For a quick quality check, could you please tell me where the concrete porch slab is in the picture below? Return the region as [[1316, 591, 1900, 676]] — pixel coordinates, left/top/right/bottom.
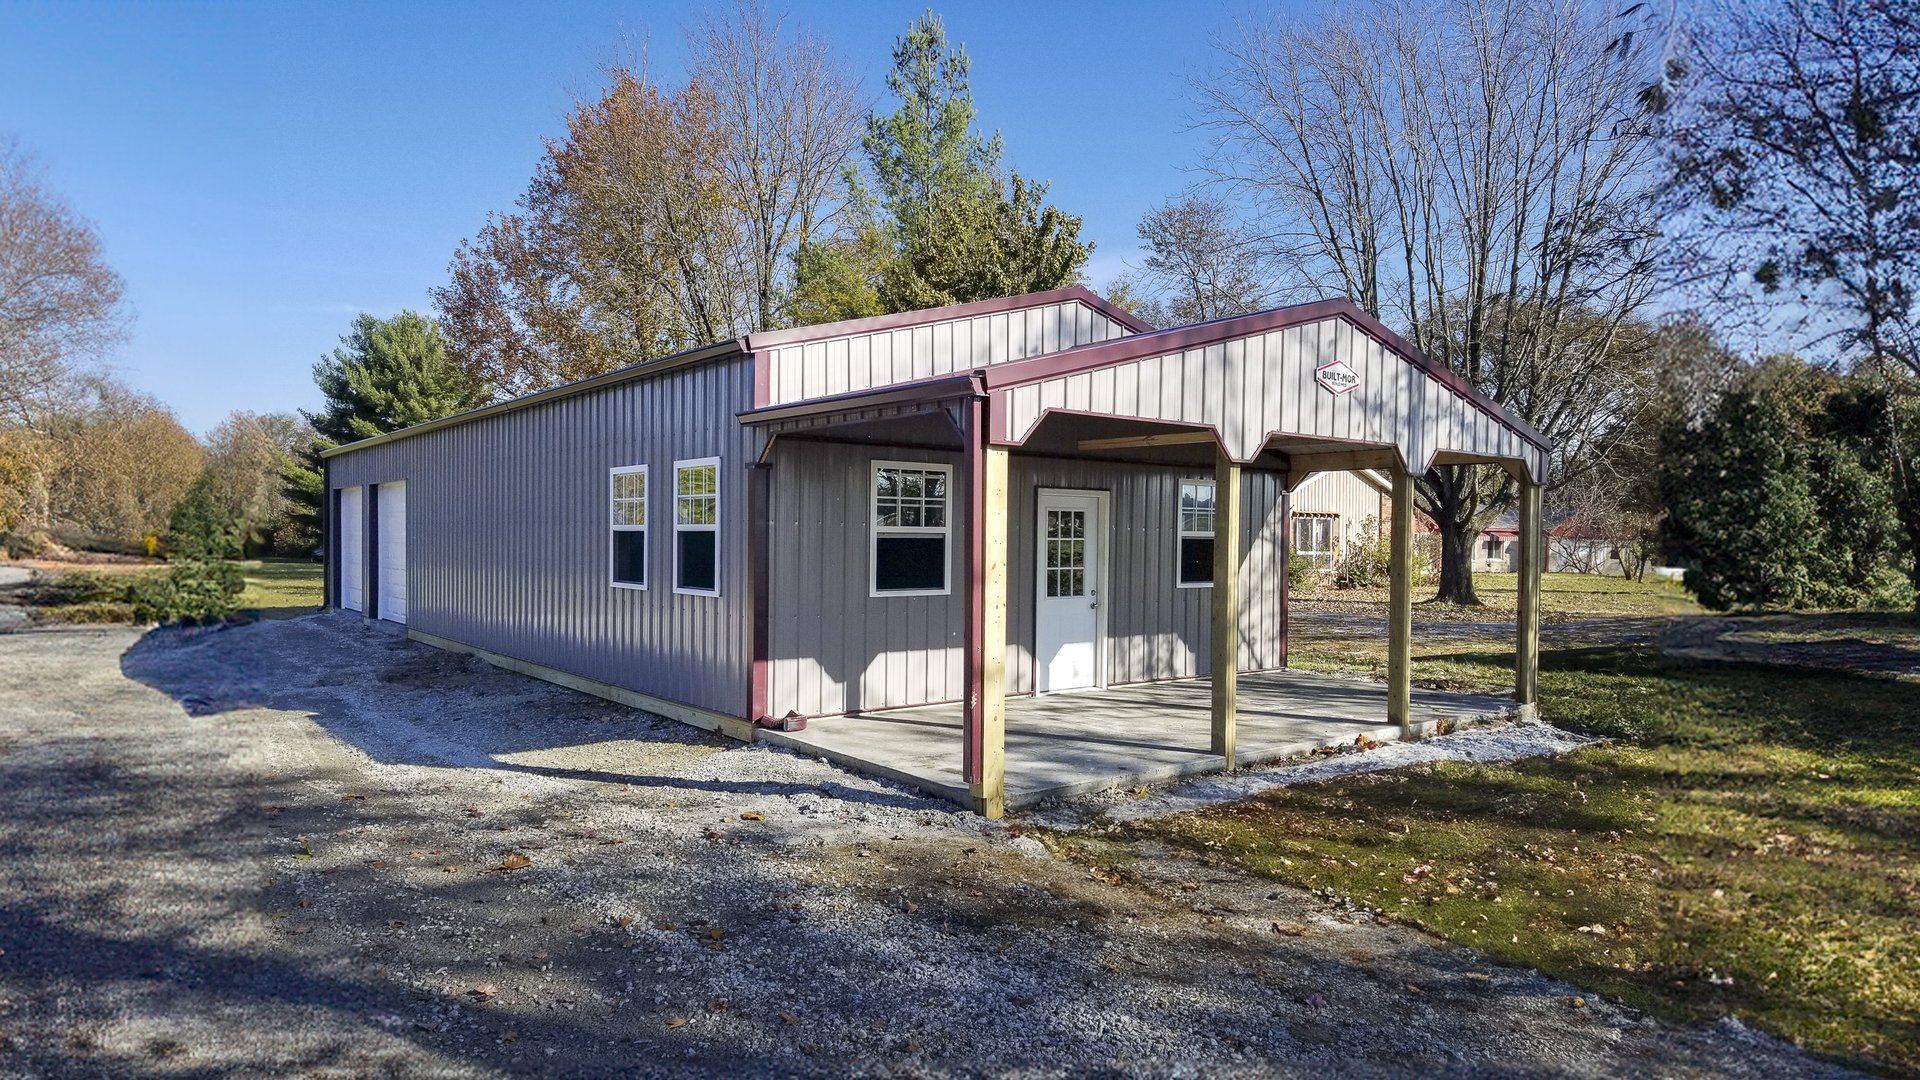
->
[[757, 669, 1518, 811]]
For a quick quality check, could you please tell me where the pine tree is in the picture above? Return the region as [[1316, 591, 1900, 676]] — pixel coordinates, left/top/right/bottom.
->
[[282, 311, 488, 552]]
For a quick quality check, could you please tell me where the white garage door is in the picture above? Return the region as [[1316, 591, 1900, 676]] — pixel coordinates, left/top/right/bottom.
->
[[338, 486, 364, 613], [377, 481, 407, 625]]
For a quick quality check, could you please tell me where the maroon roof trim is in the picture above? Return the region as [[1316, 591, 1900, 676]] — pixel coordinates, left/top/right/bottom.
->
[[739, 286, 1153, 352], [978, 298, 1550, 452]]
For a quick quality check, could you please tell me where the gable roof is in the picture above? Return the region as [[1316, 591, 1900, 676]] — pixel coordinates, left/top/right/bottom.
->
[[977, 297, 1547, 452]]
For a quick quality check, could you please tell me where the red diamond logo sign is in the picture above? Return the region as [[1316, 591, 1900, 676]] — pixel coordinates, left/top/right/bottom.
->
[[1315, 359, 1361, 395]]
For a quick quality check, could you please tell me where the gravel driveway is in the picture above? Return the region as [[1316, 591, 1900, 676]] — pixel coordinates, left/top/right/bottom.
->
[[0, 614, 1854, 1078]]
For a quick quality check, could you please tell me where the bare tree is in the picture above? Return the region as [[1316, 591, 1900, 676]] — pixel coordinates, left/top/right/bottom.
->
[[1115, 194, 1277, 327], [688, 0, 865, 331], [0, 138, 127, 430], [1194, 0, 1665, 603]]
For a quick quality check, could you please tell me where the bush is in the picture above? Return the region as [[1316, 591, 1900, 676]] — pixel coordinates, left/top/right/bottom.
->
[[1287, 552, 1315, 592], [29, 570, 145, 606], [165, 474, 243, 561], [1333, 516, 1438, 590], [36, 601, 138, 624], [127, 560, 246, 624]]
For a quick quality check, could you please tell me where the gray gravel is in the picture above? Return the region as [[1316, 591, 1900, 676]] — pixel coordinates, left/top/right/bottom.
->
[[0, 613, 1861, 1078]]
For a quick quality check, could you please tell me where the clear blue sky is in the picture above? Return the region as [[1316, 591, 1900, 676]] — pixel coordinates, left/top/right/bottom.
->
[[0, 0, 1281, 435]]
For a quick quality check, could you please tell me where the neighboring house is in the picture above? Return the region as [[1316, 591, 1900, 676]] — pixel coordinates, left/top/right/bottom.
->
[[1287, 470, 1389, 571], [322, 287, 1550, 815]]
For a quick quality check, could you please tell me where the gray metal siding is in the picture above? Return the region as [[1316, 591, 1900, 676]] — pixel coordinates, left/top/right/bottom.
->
[[328, 356, 760, 718], [765, 300, 1133, 406], [765, 444, 1290, 718], [1001, 318, 1549, 479]]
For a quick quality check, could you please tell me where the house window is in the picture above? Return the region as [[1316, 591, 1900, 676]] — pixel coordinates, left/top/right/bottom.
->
[[871, 461, 951, 595], [674, 458, 720, 595], [1484, 536, 1504, 561], [1177, 480, 1215, 587], [1294, 514, 1336, 568], [609, 465, 647, 589]]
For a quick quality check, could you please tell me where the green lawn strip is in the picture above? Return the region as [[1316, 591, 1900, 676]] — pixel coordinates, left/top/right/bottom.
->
[[236, 558, 323, 616], [1099, 650, 1920, 1074], [1295, 572, 1705, 620]]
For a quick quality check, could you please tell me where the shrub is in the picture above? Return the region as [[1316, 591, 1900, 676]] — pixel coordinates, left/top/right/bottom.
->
[[1334, 516, 1438, 590], [1287, 552, 1315, 592], [36, 601, 138, 624], [127, 560, 246, 624], [165, 474, 243, 561]]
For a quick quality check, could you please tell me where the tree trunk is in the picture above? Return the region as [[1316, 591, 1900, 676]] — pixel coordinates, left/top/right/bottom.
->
[[1434, 516, 1482, 605], [1421, 464, 1484, 605]]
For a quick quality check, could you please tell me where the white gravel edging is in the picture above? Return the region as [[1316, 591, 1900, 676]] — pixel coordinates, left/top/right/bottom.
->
[[1043, 721, 1600, 827]]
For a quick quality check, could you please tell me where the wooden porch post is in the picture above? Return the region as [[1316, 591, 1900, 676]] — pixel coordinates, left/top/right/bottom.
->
[[1388, 465, 1414, 737], [963, 392, 1008, 819], [1516, 476, 1542, 718], [1211, 447, 1241, 766]]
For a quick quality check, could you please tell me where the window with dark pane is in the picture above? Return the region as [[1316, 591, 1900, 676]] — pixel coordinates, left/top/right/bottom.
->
[[674, 459, 720, 594], [1178, 479, 1216, 586], [872, 462, 951, 594], [610, 465, 647, 587]]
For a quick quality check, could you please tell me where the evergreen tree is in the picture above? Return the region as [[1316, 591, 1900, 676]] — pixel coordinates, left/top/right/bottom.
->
[[283, 311, 487, 553], [1662, 358, 1910, 610], [308, 311, 486, 444], [793, 11, 1092, 320], [165, 472, 242, 561]]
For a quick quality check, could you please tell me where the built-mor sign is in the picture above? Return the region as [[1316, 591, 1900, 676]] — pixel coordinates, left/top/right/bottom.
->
[[1315, 359, 1361, 395]]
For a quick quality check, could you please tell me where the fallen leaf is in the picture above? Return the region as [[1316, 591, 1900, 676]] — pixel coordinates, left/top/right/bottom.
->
[[666, 1016, 688, 1029], [295, 895, 312, 909], [617, 915, 634, 928], [469, 983, 497, 1002], [341, 793, 367, 801], [488, 853, 532, 872], [291, 839, 314, 861], [444, 866, 460, 874], [370, 860, 389, 870], [1270, 921, 1310, 936], [740, 810, 765, 822], [778, 1011, 798, 1025]]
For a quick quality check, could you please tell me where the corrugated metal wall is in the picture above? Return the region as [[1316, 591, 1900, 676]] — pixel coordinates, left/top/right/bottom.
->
[[765, 442, 1289, 718], [999, 316, 1548, 479], [328, 357, 760, 718], [764, 299, 1134, 405]]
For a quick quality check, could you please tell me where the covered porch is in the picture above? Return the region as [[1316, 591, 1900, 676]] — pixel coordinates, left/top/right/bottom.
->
[[759, 668, 1518, 810], [741, 300, 1551, 817]]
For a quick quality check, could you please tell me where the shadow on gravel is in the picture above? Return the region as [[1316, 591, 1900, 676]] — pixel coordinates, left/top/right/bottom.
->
[[113, 615, 933, 811]]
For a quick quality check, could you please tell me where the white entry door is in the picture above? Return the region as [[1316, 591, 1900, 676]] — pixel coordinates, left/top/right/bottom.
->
[[1034, 489, 1106, 692], [377, 482, 407, 624], [338, 486, 364, 613]]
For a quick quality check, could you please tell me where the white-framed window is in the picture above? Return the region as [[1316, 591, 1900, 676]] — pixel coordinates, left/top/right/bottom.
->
[[1177, 479, 1215, 588], [1294, 514, 1337, 568], [871, 460, 952, 596], [673, 457, 720, 596], [609, 465, 648, 589], [1483, 535, 1505, 561]]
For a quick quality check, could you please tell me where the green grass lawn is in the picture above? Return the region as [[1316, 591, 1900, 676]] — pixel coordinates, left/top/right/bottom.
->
[[237, 558, 323, 617], [1091, 642, 1920, 1074], [1294, 571, 1706, 620]]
